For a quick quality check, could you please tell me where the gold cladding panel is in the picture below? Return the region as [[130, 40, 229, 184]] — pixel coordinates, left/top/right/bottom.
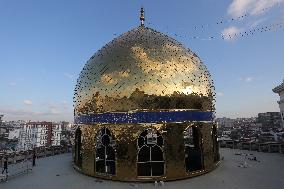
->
[[76, 122, 219, 181], [73, 26, 219, 181], [74, 26, 215, 115]]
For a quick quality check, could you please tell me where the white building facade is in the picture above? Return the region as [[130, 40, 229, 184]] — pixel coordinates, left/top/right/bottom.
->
[[17, 122, 63, 151], [18, 123, 48, 150], [52, 123, 62, 146], [8, 129, 20, 140], [273, 80, 284, 128]]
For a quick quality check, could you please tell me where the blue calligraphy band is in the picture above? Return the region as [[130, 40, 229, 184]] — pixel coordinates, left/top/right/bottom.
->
[[75, 110, 213, 124]]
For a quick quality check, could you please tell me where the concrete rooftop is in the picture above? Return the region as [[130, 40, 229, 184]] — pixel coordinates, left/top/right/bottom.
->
[[1, 148, 284, 189]]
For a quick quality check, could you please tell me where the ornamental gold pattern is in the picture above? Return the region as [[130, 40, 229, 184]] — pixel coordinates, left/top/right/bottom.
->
[[73, 25, 220, 181]]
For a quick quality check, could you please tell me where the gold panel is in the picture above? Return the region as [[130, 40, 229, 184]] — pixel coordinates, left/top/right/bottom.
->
[[74, 26, 215, 115], [73, 26, 219, 181], [73, 122, 219, 181]]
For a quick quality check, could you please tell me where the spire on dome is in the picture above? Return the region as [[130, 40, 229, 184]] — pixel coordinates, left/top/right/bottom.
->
[[140, 7, 145, 27]]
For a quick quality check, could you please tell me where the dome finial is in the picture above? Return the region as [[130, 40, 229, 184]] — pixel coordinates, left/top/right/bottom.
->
[[140, 7, 145, 27]]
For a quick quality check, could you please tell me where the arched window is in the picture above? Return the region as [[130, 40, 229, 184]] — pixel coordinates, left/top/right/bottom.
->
[[184, 125, 203, 172], [95, 128, 116, 175], [137, 128, 164, 176], [75, 127, 82, 167], [212, 124, 219, 162]]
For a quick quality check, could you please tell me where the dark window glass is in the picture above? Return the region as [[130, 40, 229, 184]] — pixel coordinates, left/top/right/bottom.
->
[[106, 161, 116, 175], [96, 160, 105, 173], [137, 128, 164, 176], [137, 162, 151, 176], [184, 126, 203, 172], [96, 146, 105, 160], [151, 146, 163, 161], [138, 136, 145, 148], [102, 135, 110, 146], [95, 128, 116, 175], [151, 162, 164, 176], [212, 124, 220, 162], [157, 135, 163, 146], [75, 128, 82, 167], [138, 146, 150, 162], [106, 146, 115, 160]]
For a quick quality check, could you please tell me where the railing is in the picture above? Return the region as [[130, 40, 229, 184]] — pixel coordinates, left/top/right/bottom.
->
[[0, 158, 32, 182], [0, 145, 72, 161], [0, 145, 72, 182], [219, 140, 284, 154]]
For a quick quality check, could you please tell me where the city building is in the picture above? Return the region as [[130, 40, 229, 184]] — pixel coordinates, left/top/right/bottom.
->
[[17, 122, 64, 151], [216, 117, 234, 128], [18, 122, 51, 150], [0, 116, 71, 152], [273, 79, 284, 128], [51, 123, 62, 146], [8, 129, 20, 140], [257, 112, 282, 129], [73, 8, 219, 181], [0, 115, 3, 124]]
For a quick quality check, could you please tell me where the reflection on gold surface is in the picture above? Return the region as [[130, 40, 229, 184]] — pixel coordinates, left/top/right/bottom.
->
[[77, 88, 213, 114], [73, 25, 219, 181], [74, 26, 215, 115]]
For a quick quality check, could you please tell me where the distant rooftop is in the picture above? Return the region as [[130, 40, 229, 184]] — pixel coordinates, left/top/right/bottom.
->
[[273, 80, 284, 94], [1, 149, 284, 189]]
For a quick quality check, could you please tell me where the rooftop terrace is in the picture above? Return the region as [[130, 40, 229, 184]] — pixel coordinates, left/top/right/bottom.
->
[[1, 148, 284, 189]]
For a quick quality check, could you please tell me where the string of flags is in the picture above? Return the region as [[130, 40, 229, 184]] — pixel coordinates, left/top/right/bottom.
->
[[192, 1, 283, 30], [145, 18, 284, 41], [113, 2, 284, 41], [166, 20, 284, 41], [146, 1, 282, 31], [221, 21, 284, 40]]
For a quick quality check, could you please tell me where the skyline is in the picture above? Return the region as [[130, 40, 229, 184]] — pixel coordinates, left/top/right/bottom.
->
[[0, 0, 284, 122]]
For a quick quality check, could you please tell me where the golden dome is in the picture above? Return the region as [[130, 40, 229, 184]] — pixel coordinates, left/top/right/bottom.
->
[[73, 23, 219, 181], [74, 26, 215, 115]]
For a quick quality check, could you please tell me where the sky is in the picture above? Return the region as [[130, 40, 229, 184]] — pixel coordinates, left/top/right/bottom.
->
[[0, 0, 284, 122]]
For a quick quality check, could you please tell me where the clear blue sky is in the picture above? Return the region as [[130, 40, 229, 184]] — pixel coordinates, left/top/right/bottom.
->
[[0, 0, 283, 122]]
